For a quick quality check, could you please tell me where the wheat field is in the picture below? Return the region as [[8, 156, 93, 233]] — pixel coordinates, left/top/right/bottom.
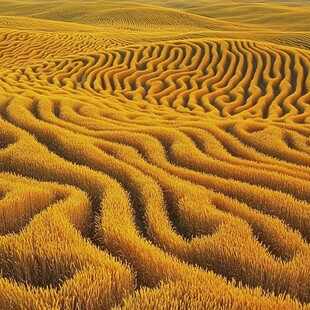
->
[[0, 0, 310, 309]]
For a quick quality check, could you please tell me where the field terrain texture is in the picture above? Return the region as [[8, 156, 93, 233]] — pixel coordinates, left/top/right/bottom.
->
[[0, 0, 310, 309]]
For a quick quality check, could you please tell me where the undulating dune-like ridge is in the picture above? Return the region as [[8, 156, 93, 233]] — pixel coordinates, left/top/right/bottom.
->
[[0, 0, 310, 309]]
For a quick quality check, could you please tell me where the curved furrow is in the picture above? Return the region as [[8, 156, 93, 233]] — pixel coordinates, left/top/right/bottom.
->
[[8, 96, 310, 245], [25, 94, 310, 182], [189, 121, 310, 173], [0, 176, 133, 309], [2, 38, 309, 122], [180, 126, 310, 181], [228, 122, 310, 167], [220, 40, 254, 116], [36, 97, 309, 182], [83, 129, 310, 257], [0, 29, 125, 68], [1, 96, 310, 302], [3, 97, 308, 308]]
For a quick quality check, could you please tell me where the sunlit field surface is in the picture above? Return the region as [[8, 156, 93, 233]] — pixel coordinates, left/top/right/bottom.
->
[[0, 0, 310, 309]]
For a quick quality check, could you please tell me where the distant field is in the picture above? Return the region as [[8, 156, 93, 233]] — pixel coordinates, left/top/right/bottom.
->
[[0, 0, 309, 309]]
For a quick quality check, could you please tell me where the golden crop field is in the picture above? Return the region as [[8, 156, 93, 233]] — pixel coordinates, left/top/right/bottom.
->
[[0, 0, 309, 309]]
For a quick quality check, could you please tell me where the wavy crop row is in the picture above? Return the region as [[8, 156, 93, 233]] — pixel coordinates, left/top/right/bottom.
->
[[1, 39, 309, 122]]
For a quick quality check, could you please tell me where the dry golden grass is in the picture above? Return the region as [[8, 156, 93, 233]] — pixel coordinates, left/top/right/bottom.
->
[[0, 0, 310, 309]]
